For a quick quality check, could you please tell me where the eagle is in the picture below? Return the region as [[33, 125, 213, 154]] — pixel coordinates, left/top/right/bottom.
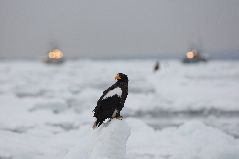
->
[[92, 73, 128, 128]]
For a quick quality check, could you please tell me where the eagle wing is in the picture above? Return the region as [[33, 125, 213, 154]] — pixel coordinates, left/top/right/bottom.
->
[[93, 85, 122, 119]]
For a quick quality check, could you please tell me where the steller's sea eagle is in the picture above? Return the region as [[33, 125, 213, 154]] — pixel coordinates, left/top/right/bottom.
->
[[92, 73, 128, 128]]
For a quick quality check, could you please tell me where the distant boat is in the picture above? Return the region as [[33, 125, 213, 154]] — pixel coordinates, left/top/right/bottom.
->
[[182, 49, 207, 63], [45, 49, 64, 64]]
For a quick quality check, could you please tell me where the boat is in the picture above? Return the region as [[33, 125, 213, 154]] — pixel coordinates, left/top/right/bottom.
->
[[182, 49, 207, 63], [45, 49, 64, 64]]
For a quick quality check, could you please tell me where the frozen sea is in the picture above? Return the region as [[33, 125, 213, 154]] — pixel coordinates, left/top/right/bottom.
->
[[0, 59, 239, 159]]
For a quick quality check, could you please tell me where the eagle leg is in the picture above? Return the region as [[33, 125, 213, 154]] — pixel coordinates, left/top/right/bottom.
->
[[113, 116, 123, 120]]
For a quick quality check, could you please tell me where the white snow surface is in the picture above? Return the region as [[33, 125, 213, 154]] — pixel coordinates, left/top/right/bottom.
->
[[65, 119, 130, 159], [0, 59, 239, 159], [103, 87, 122, 100]]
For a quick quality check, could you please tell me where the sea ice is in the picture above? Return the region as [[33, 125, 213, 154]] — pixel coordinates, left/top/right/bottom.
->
[[64, 119, 130, 159]]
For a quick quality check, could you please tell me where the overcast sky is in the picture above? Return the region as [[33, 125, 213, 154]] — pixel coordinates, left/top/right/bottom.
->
[[0, 0, 239, 59]]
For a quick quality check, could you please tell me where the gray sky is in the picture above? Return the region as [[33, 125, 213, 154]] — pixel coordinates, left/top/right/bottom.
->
[[0, 0, 239, 59]]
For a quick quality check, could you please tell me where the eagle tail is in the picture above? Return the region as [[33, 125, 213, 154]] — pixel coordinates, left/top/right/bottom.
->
[[92, 119, 104, 129], [92, 121, 97, 129]]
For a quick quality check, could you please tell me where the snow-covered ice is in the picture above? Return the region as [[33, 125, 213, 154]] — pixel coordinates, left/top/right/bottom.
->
[[127, 119, 239, 159], [0, 59, 239, 159], [64, 119, 130, 159]]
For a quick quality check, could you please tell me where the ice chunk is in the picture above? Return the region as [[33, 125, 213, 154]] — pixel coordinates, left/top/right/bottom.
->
[[65, 119, 131, 159], [89, 119, 131, 159]]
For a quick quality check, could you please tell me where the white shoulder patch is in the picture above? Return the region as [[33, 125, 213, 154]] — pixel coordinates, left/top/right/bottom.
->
[[103, 87, 122, 100]]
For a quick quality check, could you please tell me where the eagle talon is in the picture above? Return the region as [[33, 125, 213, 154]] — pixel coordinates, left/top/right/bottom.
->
[[113, 116, 123, 120]]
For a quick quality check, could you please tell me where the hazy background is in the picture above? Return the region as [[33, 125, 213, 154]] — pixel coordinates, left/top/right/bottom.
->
[[1, 1, 239, 158], [0, 0, 239, 59]]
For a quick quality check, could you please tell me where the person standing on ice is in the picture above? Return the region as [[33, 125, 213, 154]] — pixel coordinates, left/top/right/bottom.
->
[[92, 73, 128, 128]]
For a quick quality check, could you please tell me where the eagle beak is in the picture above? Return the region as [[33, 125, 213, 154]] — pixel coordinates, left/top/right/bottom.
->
[[115, 74, 121, 80]]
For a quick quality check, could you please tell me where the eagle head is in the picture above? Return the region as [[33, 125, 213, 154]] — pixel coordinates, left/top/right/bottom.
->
[[115, 73, 128, 82]]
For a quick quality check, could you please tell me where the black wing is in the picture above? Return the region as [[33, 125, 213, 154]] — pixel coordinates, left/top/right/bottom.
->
[[94, 95, 121, 119], [93, 83, 118, 117]]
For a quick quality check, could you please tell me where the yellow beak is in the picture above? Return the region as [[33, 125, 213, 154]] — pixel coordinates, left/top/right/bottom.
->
[[115, 74, 121, 80]]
